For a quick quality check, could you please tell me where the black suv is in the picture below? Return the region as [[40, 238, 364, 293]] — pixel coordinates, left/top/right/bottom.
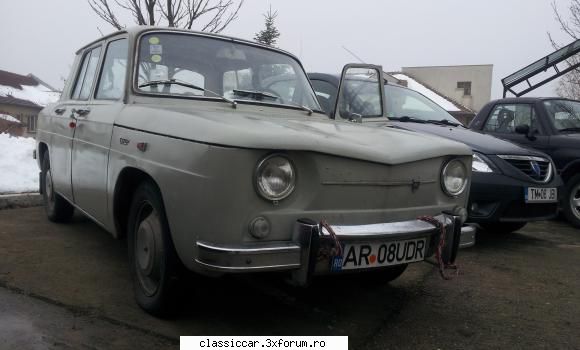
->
[[470, 98, 580, 228], [308, 73, 563, 233]]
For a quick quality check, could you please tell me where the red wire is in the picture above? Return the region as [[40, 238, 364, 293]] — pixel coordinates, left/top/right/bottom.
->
[[418, 216, 458, 280]]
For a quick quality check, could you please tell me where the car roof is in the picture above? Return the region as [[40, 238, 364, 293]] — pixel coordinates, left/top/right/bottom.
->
[[486, 96, 580, 105], [76, 26, 300, 61]]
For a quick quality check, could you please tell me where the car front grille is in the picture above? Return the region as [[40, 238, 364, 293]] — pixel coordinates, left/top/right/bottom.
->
[[498, 155, 552, 182]]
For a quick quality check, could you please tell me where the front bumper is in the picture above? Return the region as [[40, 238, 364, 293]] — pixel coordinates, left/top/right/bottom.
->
[[468, 173, 561, 223], [195, 213, 466, 285]]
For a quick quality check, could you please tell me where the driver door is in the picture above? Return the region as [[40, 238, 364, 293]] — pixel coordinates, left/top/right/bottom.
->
[[70, 37, 128, 225], [482, 103, 550, 153]]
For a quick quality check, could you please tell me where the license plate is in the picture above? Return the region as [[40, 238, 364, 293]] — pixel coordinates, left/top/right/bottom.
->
[[337, 238, 427, 271], [525, 187, 558, 203]]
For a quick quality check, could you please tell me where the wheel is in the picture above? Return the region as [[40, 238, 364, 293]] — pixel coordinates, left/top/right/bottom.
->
[[563, 174, 580, 228], [41, 152, 74, 222], [127, 181, 182, 316], [480, 222, 526, 234]]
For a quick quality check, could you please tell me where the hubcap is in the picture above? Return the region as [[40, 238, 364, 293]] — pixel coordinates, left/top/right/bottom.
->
[[134, 203, 163, 297], [571, 184, 580, 220]]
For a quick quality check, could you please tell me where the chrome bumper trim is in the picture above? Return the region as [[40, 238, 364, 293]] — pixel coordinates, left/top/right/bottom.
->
[[320, 214, 449, 240], [196, 241, 301, 272], [459, 224, 477, 249], [195, 214, 459, 278]]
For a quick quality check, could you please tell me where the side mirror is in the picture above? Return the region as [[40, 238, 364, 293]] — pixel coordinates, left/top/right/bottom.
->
[[515, 124, 530, 135], [515, 124, 538, 140], [333, 64, 386, 121]]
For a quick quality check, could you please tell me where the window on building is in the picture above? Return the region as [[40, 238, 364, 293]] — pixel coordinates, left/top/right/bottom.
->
[[457, 81, 472, 96], [27, 115, 36, 131]]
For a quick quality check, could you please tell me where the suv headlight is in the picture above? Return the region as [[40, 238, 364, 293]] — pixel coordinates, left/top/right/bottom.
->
[[441, 159, 468, 196], [255, 154, 296, 201], [472, 153, 494, 173]]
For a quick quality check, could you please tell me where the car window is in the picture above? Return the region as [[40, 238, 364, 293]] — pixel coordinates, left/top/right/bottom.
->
[[139, 63, 206, 96], [338, 75, 382, 118], [311, 80, 337, 114], [543, 100, 580, 131], [483, 104, 538, 134], [96, 39, 128, 100], [136, 33, 320, 111], [72, 46, 102, 100], [383, 84, 461, 123]]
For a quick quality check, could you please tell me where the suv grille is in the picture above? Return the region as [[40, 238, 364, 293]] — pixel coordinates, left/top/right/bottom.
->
[[498, 155, 552, 182]]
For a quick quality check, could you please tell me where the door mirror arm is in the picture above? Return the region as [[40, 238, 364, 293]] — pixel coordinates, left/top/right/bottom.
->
[[515, 124, 538, 141]]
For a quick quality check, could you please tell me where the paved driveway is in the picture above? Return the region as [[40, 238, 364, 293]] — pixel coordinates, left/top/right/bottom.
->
[[0, 207, 579, 349]]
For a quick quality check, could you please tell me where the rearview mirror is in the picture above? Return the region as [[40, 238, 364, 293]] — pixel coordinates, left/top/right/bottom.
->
[[333, 64, 385, 121]]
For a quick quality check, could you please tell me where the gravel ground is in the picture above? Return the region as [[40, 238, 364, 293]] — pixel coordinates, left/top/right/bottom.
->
[[0, 207, 578, 349]]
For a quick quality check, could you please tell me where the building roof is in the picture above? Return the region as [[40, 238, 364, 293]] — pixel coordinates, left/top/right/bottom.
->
[[0, 69, 60, 108], [0, 113, 21, 124], [389, 72, 474, 115]]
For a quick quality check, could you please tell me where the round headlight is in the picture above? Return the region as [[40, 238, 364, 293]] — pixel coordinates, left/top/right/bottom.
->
[[256, 155, 296, 201], [441, 159, 468, 196]]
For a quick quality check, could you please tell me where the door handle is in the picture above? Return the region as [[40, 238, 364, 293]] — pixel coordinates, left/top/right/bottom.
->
[[72, 108, 91, 117], [54, 107, 66, 115]]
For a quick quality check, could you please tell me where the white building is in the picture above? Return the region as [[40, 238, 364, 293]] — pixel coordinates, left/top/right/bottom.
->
[[401, 64, 493, 113]]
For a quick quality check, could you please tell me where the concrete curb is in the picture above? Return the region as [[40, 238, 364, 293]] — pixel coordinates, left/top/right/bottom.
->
[[0, 193, 43, 210]]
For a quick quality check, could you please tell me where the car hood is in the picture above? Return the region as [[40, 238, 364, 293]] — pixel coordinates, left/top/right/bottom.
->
[[381, 121, 547, 156], [115, 103, 472, 165]]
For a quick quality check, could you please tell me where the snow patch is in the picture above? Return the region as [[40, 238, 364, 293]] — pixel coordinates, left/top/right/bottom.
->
[[0, 114, 20, 124], [392, 74, 460, 112], [0, 84, 60, 107], [0, 133, 38, 194]]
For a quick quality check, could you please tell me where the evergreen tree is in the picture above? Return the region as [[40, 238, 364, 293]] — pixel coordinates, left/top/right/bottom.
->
[[254, 6, 280, 47]]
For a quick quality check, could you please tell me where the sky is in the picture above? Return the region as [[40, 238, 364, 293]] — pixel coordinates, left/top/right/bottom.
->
[[0, 0, 576, 99]]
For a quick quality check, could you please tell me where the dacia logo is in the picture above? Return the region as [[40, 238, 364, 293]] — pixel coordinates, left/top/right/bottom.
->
[[530, 161, 541, 177]]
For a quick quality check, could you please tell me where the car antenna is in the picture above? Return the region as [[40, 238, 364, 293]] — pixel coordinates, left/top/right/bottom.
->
[[341, 45, 366, 63]]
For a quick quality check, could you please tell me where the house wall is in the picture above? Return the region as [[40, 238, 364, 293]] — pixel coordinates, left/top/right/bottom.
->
[[0, 104, 41, 137], [402, 65, 493, 112]]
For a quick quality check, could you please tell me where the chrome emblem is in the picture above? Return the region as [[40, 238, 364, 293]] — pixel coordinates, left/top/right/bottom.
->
[[530, 161, 541, 177]]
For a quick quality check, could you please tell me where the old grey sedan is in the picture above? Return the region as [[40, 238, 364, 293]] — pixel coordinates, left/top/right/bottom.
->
[[36, 26, 472, 316]]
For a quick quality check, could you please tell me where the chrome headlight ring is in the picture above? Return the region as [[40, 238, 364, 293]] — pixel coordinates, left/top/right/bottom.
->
[[441, 158, 468, 197], [255, 154, 296, 202]]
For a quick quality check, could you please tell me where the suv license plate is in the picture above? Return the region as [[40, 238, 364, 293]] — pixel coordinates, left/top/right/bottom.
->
[[525, 187, 557, 203], [338, 238, 427, 271]]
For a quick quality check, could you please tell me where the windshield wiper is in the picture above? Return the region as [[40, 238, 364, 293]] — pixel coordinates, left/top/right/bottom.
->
[[389, 116, 427, 123], [232, 89, 279, 101], [232, 89, 314, 115], [559, 127, 580, 132], [427, 119, 462, 127], [138, 79, 237, 109]]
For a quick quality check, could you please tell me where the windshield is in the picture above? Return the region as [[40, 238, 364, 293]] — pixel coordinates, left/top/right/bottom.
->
[[384, 84, 461, 124], [136, 32, 321, 111], [543, 99, 580, 132]]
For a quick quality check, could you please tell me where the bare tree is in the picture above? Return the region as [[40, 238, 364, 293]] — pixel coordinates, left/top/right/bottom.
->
[[549, 0, 580, 99], [87, 0, 244, 33]]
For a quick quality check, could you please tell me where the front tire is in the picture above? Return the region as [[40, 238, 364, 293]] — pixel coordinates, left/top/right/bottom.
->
[[127, 181, 182, 317], [41, 152, 74, 222], [563, 174, 580, 228], [481, 222, 526, 234]]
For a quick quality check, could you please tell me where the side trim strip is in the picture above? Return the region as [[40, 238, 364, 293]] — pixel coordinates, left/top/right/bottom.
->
[[113, 123, 247, 149]]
